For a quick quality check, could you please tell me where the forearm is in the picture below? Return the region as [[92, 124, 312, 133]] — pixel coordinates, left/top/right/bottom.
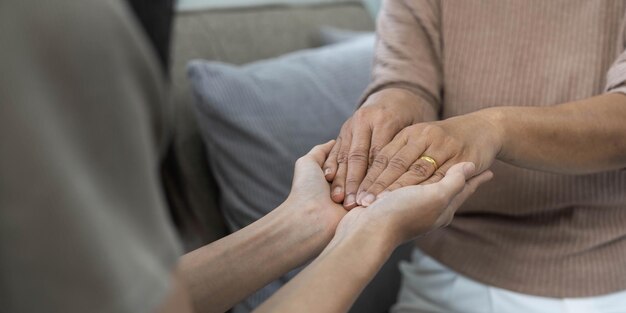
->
[[179, 201, 333, 313], [481, 93, 626, 173], [254, 227, 394, 313]]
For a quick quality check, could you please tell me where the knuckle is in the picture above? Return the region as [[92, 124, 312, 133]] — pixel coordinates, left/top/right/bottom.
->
[[445, 137, 463, 150], [346, 178, 362, 185], [348, 151, 369, 163], [337, 151, 349, 164], [360, 176, 375, 186], [372, 113, 391, 124], [422, 124, 443, 135], [392, 180, 406, 188], [388, 158, 409, 171], [353, 109, 369, 120], [335, 137, 344, 147], [409, 163, 431, 177], [369, 145, 383, 156], [372, 180, 390, 190], [371, 154, 390, 169]]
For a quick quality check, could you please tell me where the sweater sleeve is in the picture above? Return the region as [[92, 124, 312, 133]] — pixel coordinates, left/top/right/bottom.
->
[[360, 0, 443, 112]]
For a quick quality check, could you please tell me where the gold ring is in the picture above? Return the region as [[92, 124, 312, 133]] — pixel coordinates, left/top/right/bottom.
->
[[419, 155, 438, 170]]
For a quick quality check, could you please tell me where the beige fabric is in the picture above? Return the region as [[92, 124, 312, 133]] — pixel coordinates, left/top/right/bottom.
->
[[0, 0, 182, 312], [364, 0, 626, 297]]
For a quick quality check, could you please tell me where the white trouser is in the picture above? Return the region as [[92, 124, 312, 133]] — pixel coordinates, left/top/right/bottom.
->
[[392, 249, 626, 313]]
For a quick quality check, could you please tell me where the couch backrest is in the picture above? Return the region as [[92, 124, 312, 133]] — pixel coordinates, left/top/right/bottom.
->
[[165, 1, 375, 251]]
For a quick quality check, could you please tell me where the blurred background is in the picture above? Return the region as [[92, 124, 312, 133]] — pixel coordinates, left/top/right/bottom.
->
[[177, 0, 381, 16]]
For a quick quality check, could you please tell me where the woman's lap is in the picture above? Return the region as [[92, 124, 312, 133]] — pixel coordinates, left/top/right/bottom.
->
[[392, 249, 626, 313]]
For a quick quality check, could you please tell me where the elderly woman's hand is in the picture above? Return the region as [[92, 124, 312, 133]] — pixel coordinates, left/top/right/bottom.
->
[[323, 88, 436, 210], [356, 112, 503, 206]]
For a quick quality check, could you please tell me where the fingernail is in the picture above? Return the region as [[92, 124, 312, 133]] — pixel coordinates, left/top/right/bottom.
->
[[377, 190, 390, 200], [333, 186, 342, 196], [345, 194, 356, 206], [324, 168, 332, 176], [361, 193, 375, 206], [355, 192, 362, 204]]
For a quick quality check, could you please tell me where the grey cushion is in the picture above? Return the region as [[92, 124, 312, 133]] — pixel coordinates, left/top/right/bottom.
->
[[177, 0, 363, 11], [319, 26, 373, 45], [190, 35, 375, 230], [189, 35, 374, 311]]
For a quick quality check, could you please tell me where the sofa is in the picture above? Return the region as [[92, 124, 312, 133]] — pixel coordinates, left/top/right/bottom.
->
[[163, 2, 412, 312]]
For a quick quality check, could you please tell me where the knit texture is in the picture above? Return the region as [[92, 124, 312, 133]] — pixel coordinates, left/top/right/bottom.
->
[[365, 0, 626, 297]]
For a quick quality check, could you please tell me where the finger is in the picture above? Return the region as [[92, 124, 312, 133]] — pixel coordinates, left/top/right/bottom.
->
[[331, 133, 352, 203], [466, 169, 494, 191], [344, 125, 372, 208], [435, 169, 493, 227], [307, 140, 336, 167], [368, 125, 398, 167], [356, 137, 406, 204], [382, 146, 445, 194], [415, 146, 456, 185], [358, 124, 400, 204], [363, 144, 424, 202], [436, 162, 476, 198], [449, 169, 494, 210], [323, 136, 342, 181], [420, 161, 453, 185]]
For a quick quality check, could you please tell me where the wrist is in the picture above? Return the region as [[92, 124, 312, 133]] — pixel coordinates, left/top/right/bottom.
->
[[365, 88, 438, 123], [331, 209, 400, 257], [326, 219, 396, 267], [277, 198, 339, 253], [472, 107, 507, 159]]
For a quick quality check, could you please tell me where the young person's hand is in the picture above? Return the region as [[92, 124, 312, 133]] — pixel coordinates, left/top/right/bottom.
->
[[255, 162, 490, 313], [334, 162, 493, 248], [284, 140, 348, 236], [323, 88, 437, 210]]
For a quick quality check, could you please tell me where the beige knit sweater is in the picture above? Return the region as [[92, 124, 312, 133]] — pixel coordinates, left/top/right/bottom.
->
[[364, 0, 626, 297]]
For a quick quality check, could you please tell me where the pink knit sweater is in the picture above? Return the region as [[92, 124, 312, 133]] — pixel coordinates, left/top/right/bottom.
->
[[364, 0, 626, 297]]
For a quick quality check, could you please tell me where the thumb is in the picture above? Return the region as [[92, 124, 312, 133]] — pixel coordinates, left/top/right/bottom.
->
[[305, 140, 336, 166], [436, 162, 475, 199]]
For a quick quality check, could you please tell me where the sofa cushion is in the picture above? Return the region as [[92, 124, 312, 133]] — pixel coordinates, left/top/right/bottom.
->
[[190, 35, 374, 230], [177, 0, 382, 17], [178, 0, 361, 11], [319, 26, 372, 45]]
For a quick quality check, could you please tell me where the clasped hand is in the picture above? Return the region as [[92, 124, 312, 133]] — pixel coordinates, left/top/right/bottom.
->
[[289, 140, 492, 248], [323, 90, 502, 210]]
